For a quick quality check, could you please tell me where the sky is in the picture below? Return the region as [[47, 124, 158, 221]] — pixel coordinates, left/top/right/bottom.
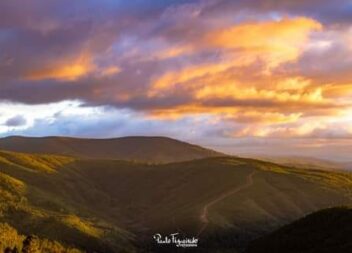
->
[[0, 0, 352, 161]]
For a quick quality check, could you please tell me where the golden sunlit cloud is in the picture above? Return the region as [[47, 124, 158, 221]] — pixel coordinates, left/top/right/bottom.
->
[[195, 80, 325, 104], [26, 54, 93, 81], [27, 64, 90, 81], [154, 45, 193, 60], [276, 77, 311, 91], [149, 61, 236, 94], [148, 104, 302, 124], [229, 110, 352, 139], [150, 17, 323, 101], [142, 14, 352, 138], [207, 17, 322, 69], [229, 121, 321, 138], [227, 111, 302, 124], [323, 84, 352, 98], [99, 66, 121, 77]]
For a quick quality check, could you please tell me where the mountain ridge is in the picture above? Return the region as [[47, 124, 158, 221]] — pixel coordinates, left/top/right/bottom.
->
[[0, 135, 224, 163]]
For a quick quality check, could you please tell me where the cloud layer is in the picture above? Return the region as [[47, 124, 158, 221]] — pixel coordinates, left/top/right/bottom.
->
[[0, 0, 351, 160]]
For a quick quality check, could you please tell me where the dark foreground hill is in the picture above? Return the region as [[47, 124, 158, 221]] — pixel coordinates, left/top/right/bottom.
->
[[1, 150, 352, 252], [246, 207, 352, 253], [0, 136, 222, 163]]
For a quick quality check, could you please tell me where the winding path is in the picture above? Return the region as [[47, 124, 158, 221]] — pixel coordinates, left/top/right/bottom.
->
[[197, 170, 256, 236]]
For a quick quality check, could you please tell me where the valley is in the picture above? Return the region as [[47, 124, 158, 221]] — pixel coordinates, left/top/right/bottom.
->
[[1, 137, 351, 252]]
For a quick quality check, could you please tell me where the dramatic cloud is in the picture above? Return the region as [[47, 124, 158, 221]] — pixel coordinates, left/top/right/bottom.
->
[[0, 0, 351, 160], [207, 17, 321, 68]]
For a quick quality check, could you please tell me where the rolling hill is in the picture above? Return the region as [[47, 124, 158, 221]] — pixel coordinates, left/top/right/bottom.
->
[[1, 148, 352, 252], [246, 206, 352, 253], [0, 136, 223, 163], [0, 150, 136, 253]]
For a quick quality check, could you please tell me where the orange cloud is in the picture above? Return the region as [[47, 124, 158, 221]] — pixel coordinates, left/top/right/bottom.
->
[[150, 62, 230, 95], [323, 84, 352, 98], [26, 54, 93, 81], [148, 104, 303, 124], [230, 111, 352, 139], [99, 66, 121, 77], [276, 77, 311, 91], [147, 104, 240, 120], [154, 45, 193, 60], [149, 17, 322, 100], [229, 121, 321, 138], [147, 62, 339, 127], [195, 81, 324, 104], [207, 17, 322, 69], [227, 111, 302, 124]]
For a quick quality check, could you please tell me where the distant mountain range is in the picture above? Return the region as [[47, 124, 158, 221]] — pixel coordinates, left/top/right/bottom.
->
[[1, 136, 352, 252], [343, 162, 352, 170], [244, 155, 352, 171], [0, 136, 223, 163]]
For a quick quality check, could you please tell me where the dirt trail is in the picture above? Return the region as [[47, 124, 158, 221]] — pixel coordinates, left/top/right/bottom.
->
[[197, 170, 256, 236]]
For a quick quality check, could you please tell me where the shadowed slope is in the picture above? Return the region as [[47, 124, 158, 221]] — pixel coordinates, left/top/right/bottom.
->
[[246, 207, 352, 253], [0, 136, 223, 163], [198, 170, 256, 236], [66, 157, 352, 251]]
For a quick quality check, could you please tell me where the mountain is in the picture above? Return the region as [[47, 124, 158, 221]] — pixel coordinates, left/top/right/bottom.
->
[[245, 155, 347, 171], [1, 149, 352, 252], [342, 162, 352, 170], [246, 207, 352, 253], [0, 136, 223, 163]]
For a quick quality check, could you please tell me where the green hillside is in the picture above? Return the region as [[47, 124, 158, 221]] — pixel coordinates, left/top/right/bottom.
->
[[0, 223, 83, 253], [246, 207, 352, 253], [0, 150, 136, 253], [0, 136, 222, 163], [1, 149, 352, 252]]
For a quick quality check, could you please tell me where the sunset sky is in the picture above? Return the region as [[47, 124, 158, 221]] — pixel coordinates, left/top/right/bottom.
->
[[0, 0, 351, 161]]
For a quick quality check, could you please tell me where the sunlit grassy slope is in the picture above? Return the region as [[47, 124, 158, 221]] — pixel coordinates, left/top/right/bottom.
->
[[0, 136, 222, 163], [0, 223, 83, 253], [1, 150, 352, 252], [0, 150, 136, 253], [246, 206, 352, 253]]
